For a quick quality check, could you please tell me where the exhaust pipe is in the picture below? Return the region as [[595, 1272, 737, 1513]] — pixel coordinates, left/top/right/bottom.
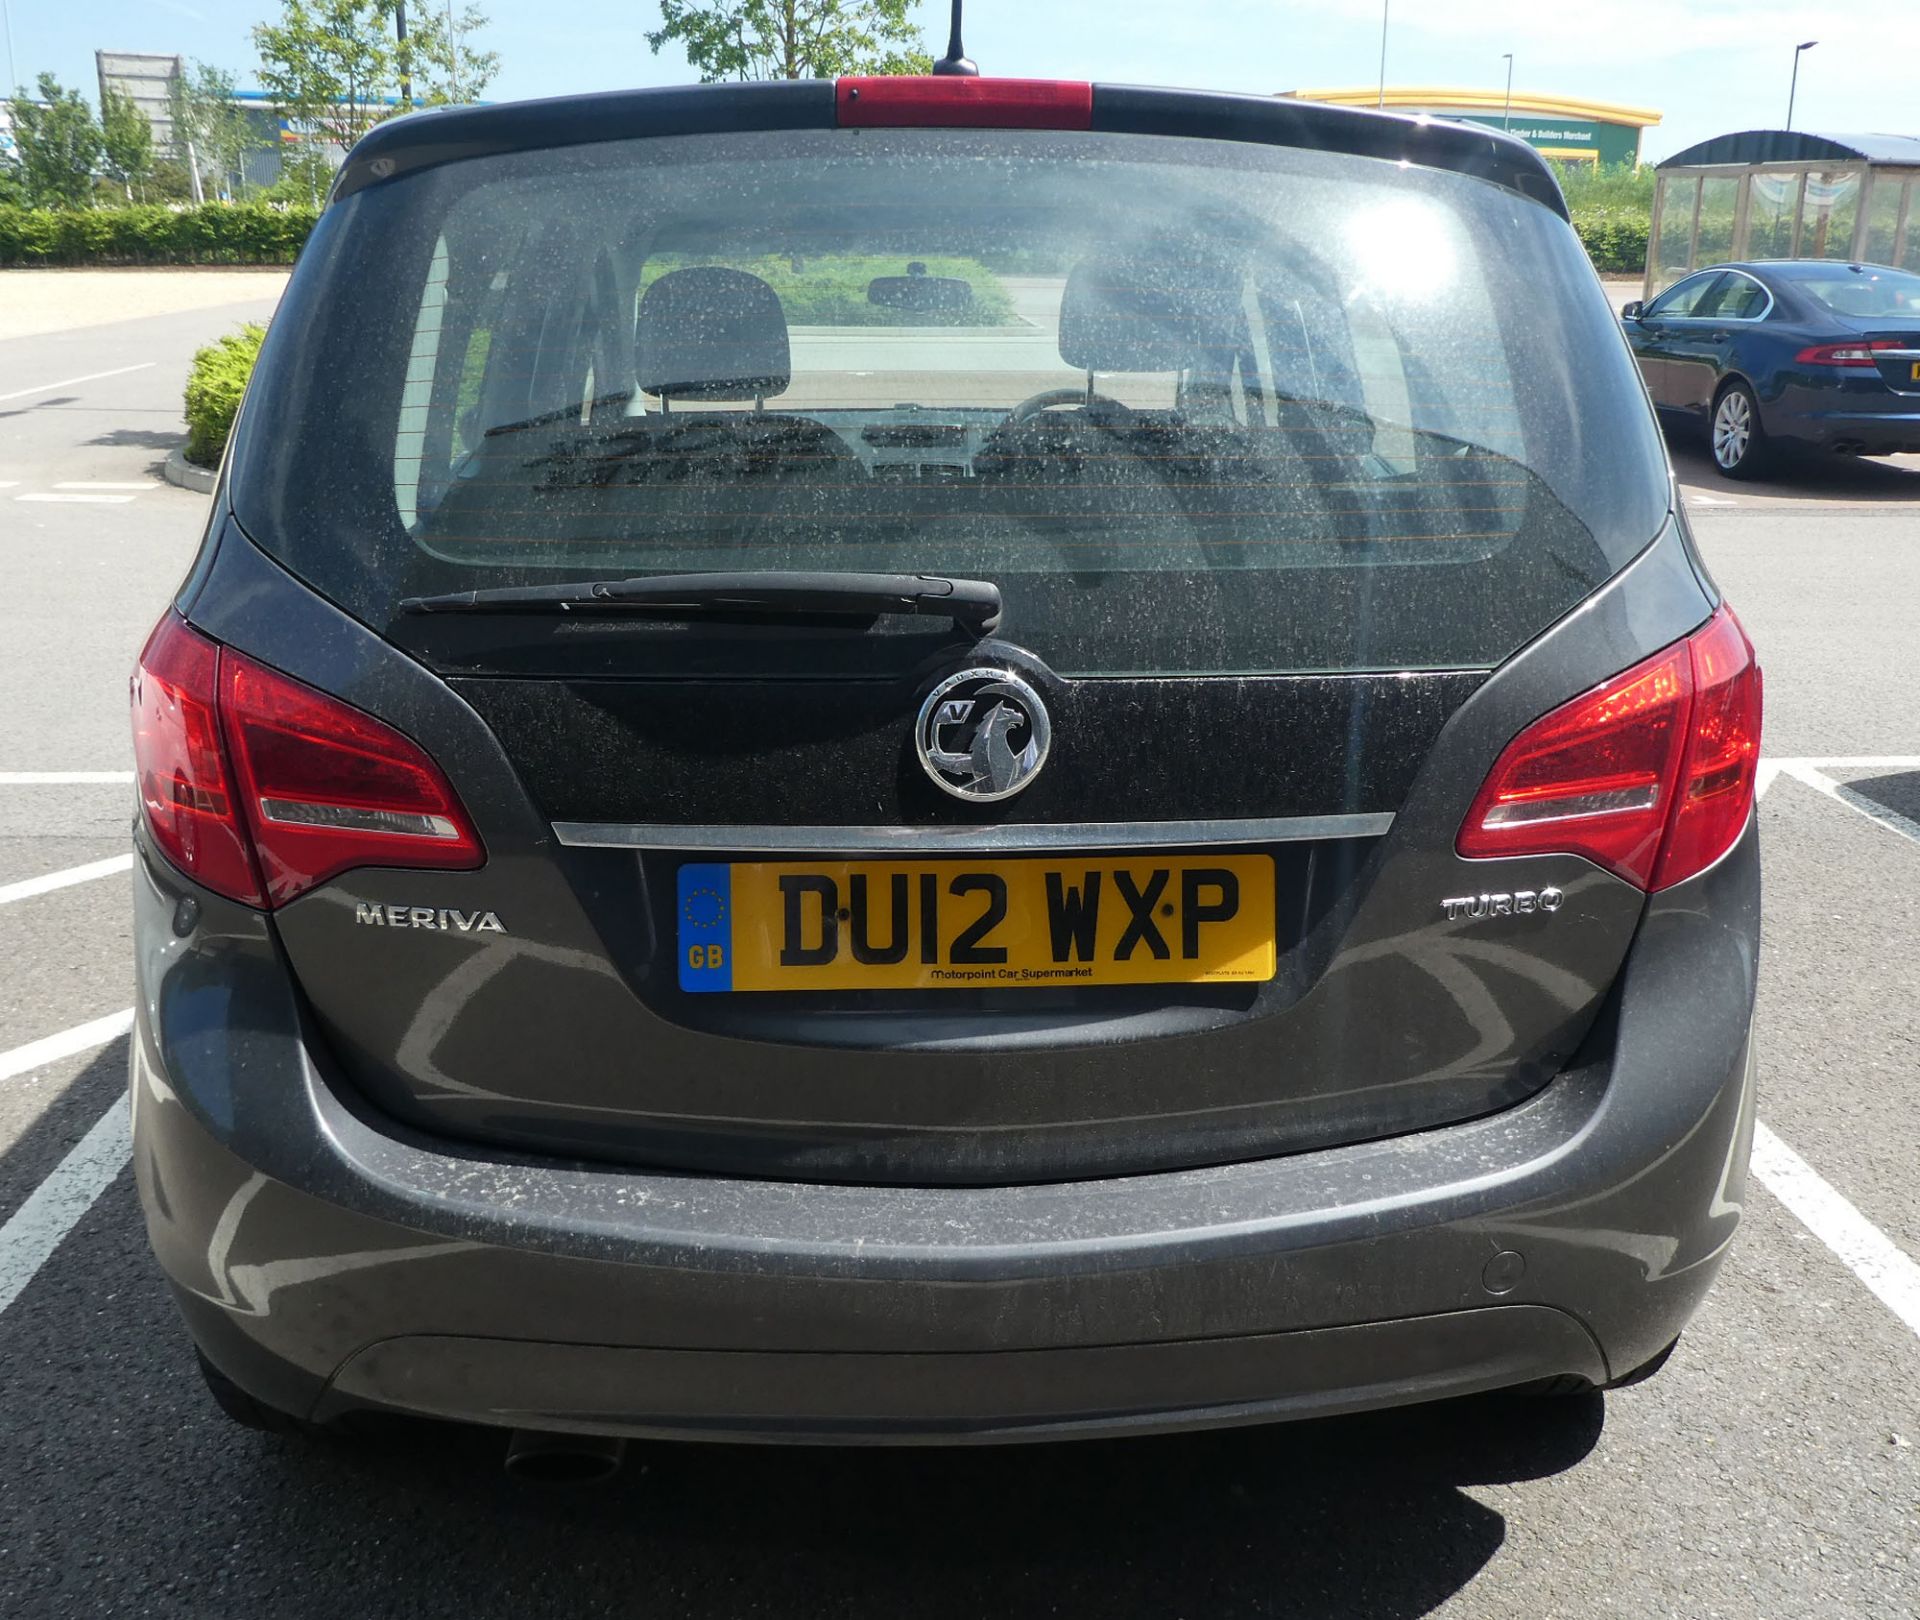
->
[[503, 1428, 628, 1485]]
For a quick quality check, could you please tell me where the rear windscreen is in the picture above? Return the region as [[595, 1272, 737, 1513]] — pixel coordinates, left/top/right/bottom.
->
[[1791, 264, 1920, 316], [232, 127, 1670, 676]]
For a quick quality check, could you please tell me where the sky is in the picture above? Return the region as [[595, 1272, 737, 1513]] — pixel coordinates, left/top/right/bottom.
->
[[6, 0, 1918, 164]]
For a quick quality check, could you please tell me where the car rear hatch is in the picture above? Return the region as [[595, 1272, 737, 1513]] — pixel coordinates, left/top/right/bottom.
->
[[188, 80, 1731, 1185], [1806, 270, 1920, 392], [1860, 328, 1920, 394]]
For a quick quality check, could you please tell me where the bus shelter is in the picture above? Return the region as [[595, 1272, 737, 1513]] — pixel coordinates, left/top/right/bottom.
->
[[1647, 130, 1920, 298]]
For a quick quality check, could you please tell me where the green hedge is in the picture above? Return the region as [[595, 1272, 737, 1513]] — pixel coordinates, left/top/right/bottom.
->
[[184, 324, 266, 467], [2, 197, 1654, 279], [0, 204, 318, 266], [1572, 206, 1650, 276]]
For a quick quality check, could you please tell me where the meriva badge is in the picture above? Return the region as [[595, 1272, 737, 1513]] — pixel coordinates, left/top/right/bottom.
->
[[355, 903, 505, 933]]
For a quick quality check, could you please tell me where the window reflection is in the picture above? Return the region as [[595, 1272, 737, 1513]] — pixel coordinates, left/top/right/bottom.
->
[[1652, 173, 1698, 291], [1798, 169, 1861, 261], [1746, 172, 1798, 258], [1696, 176, 1738, 264]]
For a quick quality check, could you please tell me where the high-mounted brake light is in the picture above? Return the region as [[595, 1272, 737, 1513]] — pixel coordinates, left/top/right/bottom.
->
[[836, 77, 1092, 130], [131, 614, 483, 908], [1795, 339, 1903, 368], [1458, 605, 1760, 892]]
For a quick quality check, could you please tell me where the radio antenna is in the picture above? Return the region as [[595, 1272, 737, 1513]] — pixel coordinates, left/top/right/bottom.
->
[[932, 0, 979, 75]]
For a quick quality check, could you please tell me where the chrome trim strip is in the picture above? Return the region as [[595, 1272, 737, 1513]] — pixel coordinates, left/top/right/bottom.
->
[[1716, 270, 1774, 323], [551, 813, 1395, 854], [1645, 269, 1773, 324]]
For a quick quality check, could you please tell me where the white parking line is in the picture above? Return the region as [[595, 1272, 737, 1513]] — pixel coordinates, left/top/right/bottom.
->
[[1757, 755, 1920, 803], [52, 481, 155, 492], [0, 1096, 131, 1317], [0, 362, 156, 404], [14, 494, 138, 505], [0, 854, 132, 908], [1752, 1122, 1920, 1342], [1766, 756, 1920, 770], [0, 772, 134, 785], [0, 1009, 135, 1085], [1750, 753, 1920, 1341], [1778, 762, 1920, 846]]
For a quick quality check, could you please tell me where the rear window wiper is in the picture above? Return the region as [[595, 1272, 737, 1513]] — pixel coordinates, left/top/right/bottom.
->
[[480, 394, 636, 438], [398, 571, 1002, 633]]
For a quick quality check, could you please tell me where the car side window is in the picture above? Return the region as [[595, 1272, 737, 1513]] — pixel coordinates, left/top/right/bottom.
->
[[1647, 273, 1725, 321], [1695, 274, 1768, 322]]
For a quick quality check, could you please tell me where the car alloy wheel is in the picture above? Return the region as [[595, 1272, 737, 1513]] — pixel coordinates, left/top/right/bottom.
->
[[1711, 384, 1766, 478]]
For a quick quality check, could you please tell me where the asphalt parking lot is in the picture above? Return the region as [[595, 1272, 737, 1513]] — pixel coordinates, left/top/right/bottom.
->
[[1, 276, 1917, 1618]]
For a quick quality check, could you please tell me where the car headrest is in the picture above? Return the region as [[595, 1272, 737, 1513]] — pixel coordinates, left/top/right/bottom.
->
[[1057, 257, 1243, 373], [636, 267, 790, 402]]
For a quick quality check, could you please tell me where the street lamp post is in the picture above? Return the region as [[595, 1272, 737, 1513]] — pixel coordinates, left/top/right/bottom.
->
[[1377, 0, 1389, 109], [1, 0, 17, 99], [396, 0, 412, 108], [1501, 53, 1514, 131], [1786, 40, 1817, 131]]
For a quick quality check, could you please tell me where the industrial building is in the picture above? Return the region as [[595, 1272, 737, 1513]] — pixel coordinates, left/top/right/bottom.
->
[[1279, 87, 1661, 168]]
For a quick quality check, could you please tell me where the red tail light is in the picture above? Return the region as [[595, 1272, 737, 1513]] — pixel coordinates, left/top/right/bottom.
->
[[836, 77, 1092, 129], [131, 614, 483, 908], [1458, 605, 1760, 892], [1649, 608, 1762, 891], [1794, 339, 1902, 368], [132, 615, 263, 907]]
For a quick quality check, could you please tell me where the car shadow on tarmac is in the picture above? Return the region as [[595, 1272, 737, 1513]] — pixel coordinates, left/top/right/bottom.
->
[[234, 1389, 1603, 1618], [0, 1052, 1605, 1618], [1842, 769, 1920, 824], [0, 1195, 1612, 1620], [1670, 440, 1920, 503]]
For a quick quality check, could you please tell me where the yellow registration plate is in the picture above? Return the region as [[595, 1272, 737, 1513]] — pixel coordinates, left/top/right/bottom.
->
[[1911, 361, 1920, 381], [677, 855, 1276, 992]]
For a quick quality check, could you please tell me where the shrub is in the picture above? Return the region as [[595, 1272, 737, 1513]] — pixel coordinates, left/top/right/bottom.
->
[[1572, 205, 1650, 275], [0, 203, 318, 266], [183, 324, 265, 467], [1551, 160, 1656, 213]]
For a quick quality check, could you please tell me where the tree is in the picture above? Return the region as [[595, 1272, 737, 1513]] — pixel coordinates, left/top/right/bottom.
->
[[146, 158, 202, 203], [8, 74, 104, 209], [169, 62, 257, 201], [646, 0, 930, 81], [253, 0, 498, 157], [99, 85, 156, 202], [262, 145, 334, 207]]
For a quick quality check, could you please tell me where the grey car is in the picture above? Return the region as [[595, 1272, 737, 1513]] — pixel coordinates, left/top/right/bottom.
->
[[129, 72, 1762, 1476]]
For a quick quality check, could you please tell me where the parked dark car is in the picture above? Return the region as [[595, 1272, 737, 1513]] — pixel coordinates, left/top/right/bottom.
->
[[1623, 260, 1920, 478], [130, 74, 1762, 1475]]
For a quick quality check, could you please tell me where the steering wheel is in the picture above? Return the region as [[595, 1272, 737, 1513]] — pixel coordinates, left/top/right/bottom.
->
[[1005, 387, 1136, 425]]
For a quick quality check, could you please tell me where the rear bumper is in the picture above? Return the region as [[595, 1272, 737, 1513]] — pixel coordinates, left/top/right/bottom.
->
[[1770, 389, 1920, 453], [1800, 410, 1920, 453], [131, 821, 1760, 1444], [321, 1310, 1606, 1442]]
